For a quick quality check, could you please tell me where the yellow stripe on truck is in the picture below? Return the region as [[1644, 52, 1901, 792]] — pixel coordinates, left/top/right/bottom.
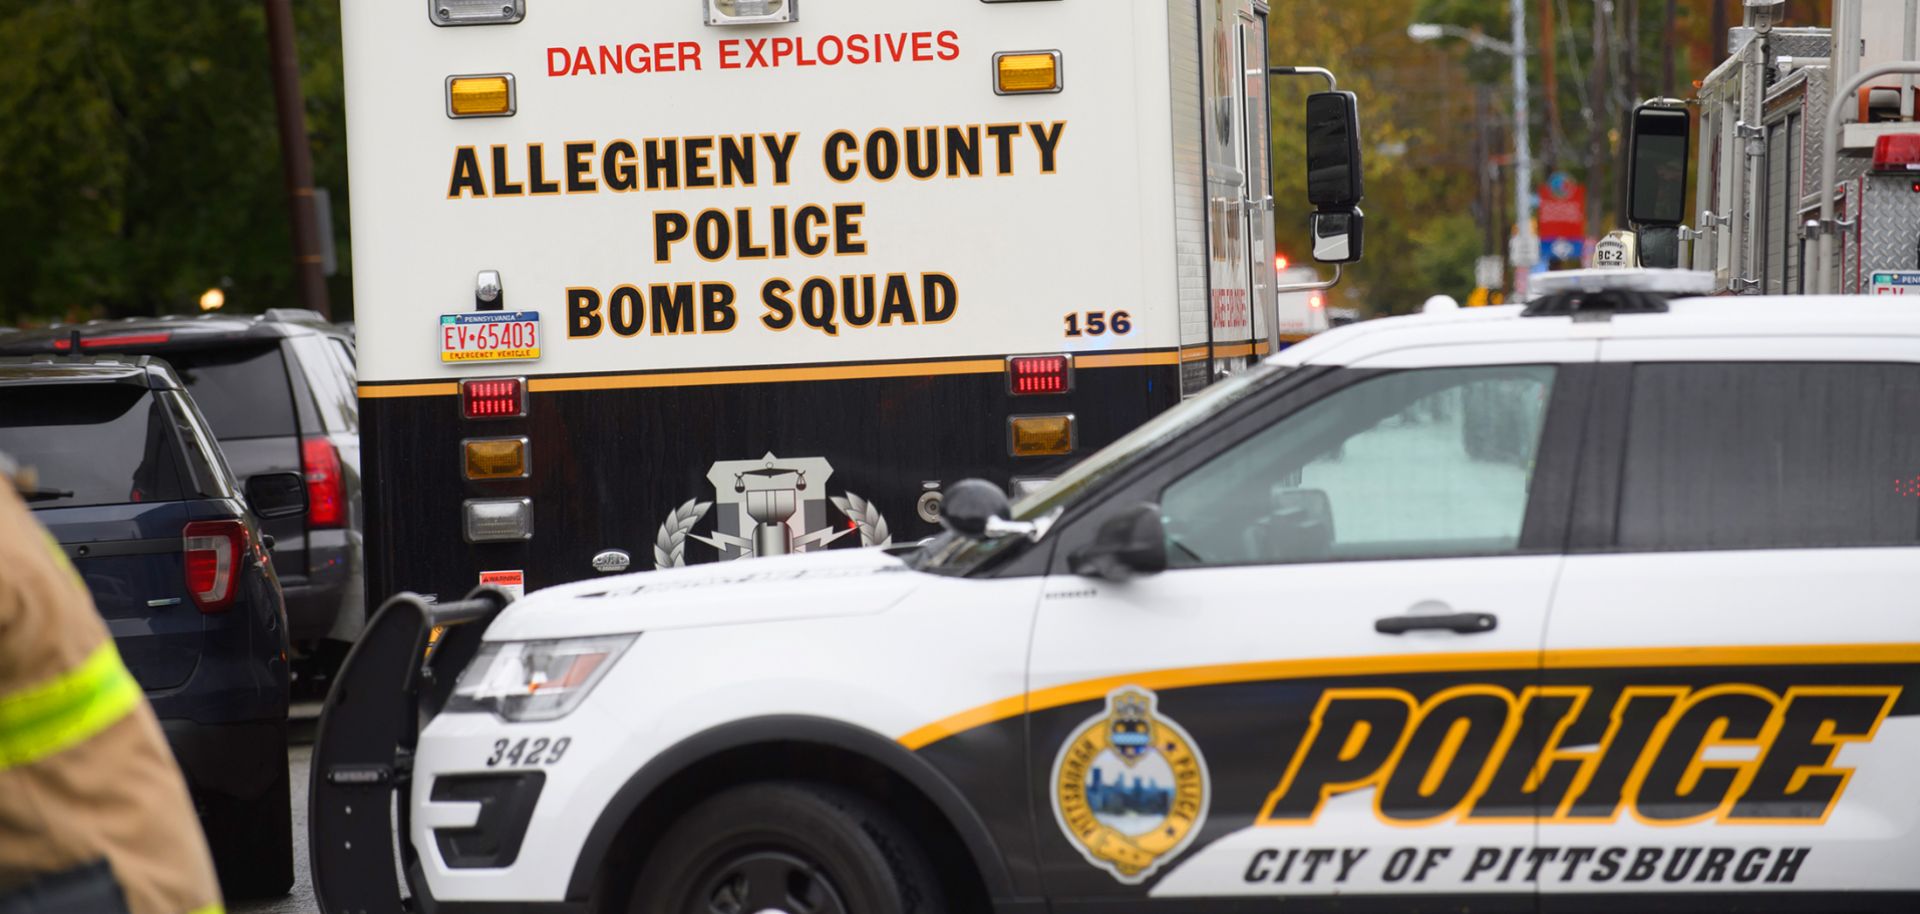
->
[[0, 642, 141, 770]]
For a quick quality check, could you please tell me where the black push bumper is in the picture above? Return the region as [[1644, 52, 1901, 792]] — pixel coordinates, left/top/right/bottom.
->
[[308, 587, 510, 914]]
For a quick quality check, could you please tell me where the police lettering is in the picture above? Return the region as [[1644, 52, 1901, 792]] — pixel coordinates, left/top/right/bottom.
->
[[654, 205, 866, 263], [1258, 684, 1897, 827]]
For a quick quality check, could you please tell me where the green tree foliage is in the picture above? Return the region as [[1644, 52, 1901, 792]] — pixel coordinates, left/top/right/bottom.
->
[[1268, 0, 1484, 315], [0, 0, 349, 325]]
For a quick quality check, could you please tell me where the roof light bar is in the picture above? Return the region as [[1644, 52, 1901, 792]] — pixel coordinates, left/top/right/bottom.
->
[[1528, 268, 1717, 299]]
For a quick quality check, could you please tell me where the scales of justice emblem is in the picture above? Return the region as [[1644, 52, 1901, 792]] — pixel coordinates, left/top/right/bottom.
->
[[1051, 688, 1210, 884], [653, 453, 892, 568]]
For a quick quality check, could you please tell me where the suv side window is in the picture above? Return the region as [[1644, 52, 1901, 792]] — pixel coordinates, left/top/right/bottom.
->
[[1617, 362, 1920, 550], [160, 391, 238, 500], [290, 335, 357, 434], [1161, 365, 1557, 567]]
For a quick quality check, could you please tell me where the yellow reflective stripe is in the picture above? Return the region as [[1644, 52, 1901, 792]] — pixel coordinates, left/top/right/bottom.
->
[[0, 642, 141, 770], [186, 904, 226, 914]]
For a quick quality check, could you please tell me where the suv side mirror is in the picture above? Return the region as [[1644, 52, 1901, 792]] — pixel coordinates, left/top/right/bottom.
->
[[1069, 504, 1168, 582], [246, 472, 309, 520], [938, 478, 1010, 539], [1304, 90, 1365, 264]]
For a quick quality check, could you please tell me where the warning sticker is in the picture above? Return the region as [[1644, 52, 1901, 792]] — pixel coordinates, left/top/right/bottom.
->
[[479, 569, 526, 601], [442, 311, 542, 363]]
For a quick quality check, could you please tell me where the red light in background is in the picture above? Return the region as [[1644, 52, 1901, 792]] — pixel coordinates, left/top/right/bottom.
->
[[1276, 254, 1290, 272], [461, 378, 526, 419], [1309, 293, 1326, 309], [1008, 355, 1072, 396]]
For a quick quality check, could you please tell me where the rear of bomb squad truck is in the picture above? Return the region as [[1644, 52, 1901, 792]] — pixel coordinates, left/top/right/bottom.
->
[[343, 0, 1365, 601]]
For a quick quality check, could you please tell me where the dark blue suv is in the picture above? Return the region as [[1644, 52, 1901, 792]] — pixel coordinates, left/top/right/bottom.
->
[[0, 356, 298, 899]]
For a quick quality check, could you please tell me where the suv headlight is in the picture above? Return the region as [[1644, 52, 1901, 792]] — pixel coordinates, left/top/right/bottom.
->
[[446, 635, 635, 721]]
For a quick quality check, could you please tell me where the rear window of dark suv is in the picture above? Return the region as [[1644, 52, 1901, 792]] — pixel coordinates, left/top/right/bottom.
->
[[163, 345, 296, 440], [0, 385, 185, 508]]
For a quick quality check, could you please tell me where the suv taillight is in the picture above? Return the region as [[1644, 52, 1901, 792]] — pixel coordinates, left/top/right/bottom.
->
[[303, 437, 345, 528], [184, 520, 246, 613]]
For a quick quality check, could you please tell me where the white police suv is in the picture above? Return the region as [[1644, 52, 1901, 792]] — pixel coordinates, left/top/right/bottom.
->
[[312, 274, 1920, 914]]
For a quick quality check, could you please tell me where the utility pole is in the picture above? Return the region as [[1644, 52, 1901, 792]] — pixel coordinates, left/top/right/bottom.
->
[[1618, 0, 1640, 223], [1662, 0, 1678, 96], [1588, 0, 1611, 241], [1542, 0, 1560, 162], [264, 0, 331, 319], [1510, 0, 1537, 298]]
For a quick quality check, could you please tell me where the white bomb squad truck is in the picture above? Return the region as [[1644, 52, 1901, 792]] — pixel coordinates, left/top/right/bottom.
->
[[318, 0, 1372, 911], [340, 0, 1363, 606]]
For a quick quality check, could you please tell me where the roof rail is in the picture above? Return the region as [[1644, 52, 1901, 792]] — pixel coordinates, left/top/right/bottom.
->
[[263, 308, 329, 324]]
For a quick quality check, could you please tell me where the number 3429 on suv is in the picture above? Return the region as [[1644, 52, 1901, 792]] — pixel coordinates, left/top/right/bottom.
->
[[313, 282, 1920, 914]]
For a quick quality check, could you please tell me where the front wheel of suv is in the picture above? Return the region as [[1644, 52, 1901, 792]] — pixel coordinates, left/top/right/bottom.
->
[[629, 781, 945, 914], [202, 735, 294, 899]]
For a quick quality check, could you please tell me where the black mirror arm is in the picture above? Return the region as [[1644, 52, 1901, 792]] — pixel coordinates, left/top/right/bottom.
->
[[1269, 65, 1337, 91]]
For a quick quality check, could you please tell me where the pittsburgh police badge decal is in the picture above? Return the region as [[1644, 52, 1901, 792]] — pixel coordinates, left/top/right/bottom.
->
[[1051, 688, 1209, 884]]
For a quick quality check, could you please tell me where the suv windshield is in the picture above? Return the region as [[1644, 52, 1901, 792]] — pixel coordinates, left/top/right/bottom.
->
[[163, 345, 296, 440], [0, 384, 185, 507], [912, 362, 1289, 575]]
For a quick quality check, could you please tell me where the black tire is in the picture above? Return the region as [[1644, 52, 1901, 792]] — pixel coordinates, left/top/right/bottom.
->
[[202, 737, 294, 900], [629, 781, 945, 914]]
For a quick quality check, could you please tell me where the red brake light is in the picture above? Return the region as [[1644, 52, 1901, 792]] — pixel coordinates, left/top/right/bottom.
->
[[462, 378, 526, 419], [184, 520, 246, 613], [1007, 355, 1073, 396], [1276, 254, 1290, 272], [1872, 134, 1920, 172], [302, 437, 344, 528], [52, 332, 173, 352]]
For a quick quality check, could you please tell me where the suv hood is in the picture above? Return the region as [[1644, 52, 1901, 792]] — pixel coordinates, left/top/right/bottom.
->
[[481, 548, 923, 641]]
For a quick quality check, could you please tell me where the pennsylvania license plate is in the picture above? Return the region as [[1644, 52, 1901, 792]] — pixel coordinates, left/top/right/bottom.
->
[[441, 311, 541, 363]]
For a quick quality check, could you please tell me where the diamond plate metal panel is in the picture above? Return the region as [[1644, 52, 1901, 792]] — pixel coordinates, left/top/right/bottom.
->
[[1859, 176, 1920, 282]]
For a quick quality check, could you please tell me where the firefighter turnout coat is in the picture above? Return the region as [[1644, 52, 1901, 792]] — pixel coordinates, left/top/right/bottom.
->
[[0, 476, 222, 914]]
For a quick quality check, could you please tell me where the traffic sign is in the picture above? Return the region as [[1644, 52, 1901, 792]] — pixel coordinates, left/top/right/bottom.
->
[[1538, 172, 1588, 242]]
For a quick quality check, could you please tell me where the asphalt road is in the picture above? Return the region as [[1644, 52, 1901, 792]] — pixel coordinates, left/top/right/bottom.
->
[[234, 726, 317, 914]]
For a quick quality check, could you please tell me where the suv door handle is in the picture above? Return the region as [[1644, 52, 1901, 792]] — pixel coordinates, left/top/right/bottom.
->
[[1375, 612, 1498, 635]]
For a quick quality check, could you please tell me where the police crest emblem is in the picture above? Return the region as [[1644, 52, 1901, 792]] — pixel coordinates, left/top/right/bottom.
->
[[1050, 688, 1209, 884]]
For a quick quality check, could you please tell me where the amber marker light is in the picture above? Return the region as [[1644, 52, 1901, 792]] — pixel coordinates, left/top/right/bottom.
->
[[447, 74, 516, 118], [1010, 415, 1076, 457], [464, 437, 530, 481], [995, 51, 1062, 95]]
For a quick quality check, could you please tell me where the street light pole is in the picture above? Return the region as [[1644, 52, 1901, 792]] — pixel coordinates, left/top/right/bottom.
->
[[1409, 16, 1533, 297], [1508, 0, 1536, 299]]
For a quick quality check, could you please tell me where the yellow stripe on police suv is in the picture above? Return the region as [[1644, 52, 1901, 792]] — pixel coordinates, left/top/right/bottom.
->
[[0, 642, 141, 770], [898, 643, 1920, 751]]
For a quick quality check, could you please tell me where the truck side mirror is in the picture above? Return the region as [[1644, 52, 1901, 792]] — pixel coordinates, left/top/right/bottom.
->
[[1304, 90, 1365, 265], [1627, 102, 1691, 228], [1306, 91, 1364, 208], [1311, 208, 1365, 264]]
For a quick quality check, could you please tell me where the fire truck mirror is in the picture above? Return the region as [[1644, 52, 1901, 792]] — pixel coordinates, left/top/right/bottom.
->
[[1638, 225, 1682, 269], [1305, 91, 1364, 210], [1628, 103, 1692, 227], [1311, 208, 1364, 264]]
